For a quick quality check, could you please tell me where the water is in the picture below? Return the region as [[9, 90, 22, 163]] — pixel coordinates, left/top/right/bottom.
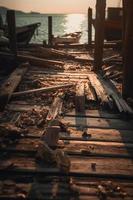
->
[[2, 13, 95, 44]]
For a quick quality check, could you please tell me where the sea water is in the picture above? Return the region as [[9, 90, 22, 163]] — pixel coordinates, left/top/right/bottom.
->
[[2, 13, 95, 44]]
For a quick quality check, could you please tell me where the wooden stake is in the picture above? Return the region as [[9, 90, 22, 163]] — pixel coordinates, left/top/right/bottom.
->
[[94, 0, 106, 71], [122, 0, 133, 98], [48, 16, 53, 46], [88, 7, 92, 45], [6, 10, 17, 55]]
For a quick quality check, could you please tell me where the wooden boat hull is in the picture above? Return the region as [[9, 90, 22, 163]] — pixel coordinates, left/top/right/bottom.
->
[[52, 32, 82, 45], [16, 23, 41, 45], [4, 22, 41, 45]]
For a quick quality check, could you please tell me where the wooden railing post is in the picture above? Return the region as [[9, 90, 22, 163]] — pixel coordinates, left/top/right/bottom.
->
[[88, 7, 92, 45], [48, 16, 53, 46], [94, 0, 106, 71], [6, 10, 17, 55]]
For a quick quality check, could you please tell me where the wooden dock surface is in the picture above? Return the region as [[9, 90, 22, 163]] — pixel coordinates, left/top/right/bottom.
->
[[0, 48, 133, 199]]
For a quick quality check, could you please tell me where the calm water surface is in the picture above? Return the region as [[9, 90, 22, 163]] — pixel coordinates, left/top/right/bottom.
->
[[2, 13, 95, 44]]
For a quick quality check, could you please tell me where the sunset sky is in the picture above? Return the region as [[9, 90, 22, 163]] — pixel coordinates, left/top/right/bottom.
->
[[0, 0, 122, 13]]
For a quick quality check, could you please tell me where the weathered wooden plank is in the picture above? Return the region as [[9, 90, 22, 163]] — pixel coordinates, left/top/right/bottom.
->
[[61, 116, 133, 130], [65, 110, 120, 119], [17, 54, 64, 67], [63, 140, 133, 157], [75, 82, 85, 113], [12, 83, 74, 97], [27, 70, 93, 76], [98, 73, 133, 115], [88, 74, 110, 106], [0, 63, 29, 111], [85, 81, 97, 102], [1, 147, 132, 159], [63, 128, 133, 143], [70, 156, 133, 176], [0, 165, 133, 180], [47, 93, 63, 121], [6, 104, 49, 112]]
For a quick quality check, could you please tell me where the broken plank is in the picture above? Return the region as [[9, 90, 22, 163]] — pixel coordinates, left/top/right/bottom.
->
[[17, 54, 64, 67], [0, 63, 29, 111], [84, 81, 97, 102], [47, 93, 63, 121], [12, 83, 74, 97], [29, 47, 75, 59], [6, 103, 49, 112], [98, 73, 133, 115], [87, 73, 110, 105]]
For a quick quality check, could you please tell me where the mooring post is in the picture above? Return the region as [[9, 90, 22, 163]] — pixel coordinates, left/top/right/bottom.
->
[[48, 16, 53, 46], [94, 0, 106, 71], [122, 0, 133, 98], [88, 7, 92, 45], [6, 10, 17, 56]]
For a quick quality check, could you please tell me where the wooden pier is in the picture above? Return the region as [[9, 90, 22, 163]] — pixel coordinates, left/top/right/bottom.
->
[[0, 1, 133, 199], [0, 45, 133, 199]]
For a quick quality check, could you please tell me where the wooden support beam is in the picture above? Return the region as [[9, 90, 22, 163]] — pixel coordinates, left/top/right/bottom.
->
[[6, 10, 17, 55], [122, 0, 133, 98], [0, 63, 29, 111], [48, 16, 53, 46], [88, 7, 92, 45], [94, 0, 106, 71]]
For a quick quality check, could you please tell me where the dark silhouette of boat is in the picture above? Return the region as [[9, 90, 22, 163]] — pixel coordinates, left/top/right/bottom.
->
[[0, 13, 41, 46], [5, 22, 41, 45]]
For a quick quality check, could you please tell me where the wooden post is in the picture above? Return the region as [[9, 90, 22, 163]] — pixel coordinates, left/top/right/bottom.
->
[[122, 0, 133, 98], [88, 7, 92, 45], [6, 10, 17, 55], [94, 0, 106, 71], [48, 16, 53, 46]]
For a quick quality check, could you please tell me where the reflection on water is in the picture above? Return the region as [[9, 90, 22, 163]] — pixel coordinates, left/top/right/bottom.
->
[[2, 13, 95, 44]]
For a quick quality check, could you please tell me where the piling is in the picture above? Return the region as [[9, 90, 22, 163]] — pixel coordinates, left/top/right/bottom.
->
[[122, 0, 133, 98], [6, 10, 17, 55], [48, 16, 53, 46], [88, 7, 92, 45], [94, 0, 106, 71]]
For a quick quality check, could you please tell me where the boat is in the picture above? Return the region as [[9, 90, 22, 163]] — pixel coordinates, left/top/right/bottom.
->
[[52, 31, 82, 45], [4, 22, 41, 45], [93, 7, 122, 41], [0, 13, 41, 45]]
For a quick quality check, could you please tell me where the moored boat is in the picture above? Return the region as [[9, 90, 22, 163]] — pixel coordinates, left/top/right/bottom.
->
[[52, 31, 82, 45], [4, 22, 41, 45]]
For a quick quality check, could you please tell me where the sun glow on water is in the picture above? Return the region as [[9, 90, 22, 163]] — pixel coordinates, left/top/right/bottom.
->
[[63, 14, 87, 43], [64, 14, 86, 33]]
